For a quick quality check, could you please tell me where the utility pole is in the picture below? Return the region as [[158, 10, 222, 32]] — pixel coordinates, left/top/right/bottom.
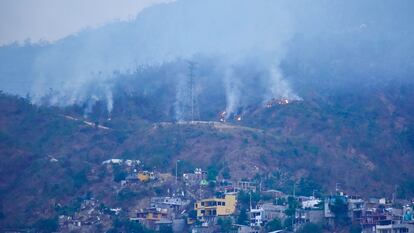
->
[[313, 189, 317, 198], [393, 185, 398, 203], [188, 61, 195, 122], [335, 182, 341, 194], [292, 183, 296, 230], [175, 160, 180, 184], [293, 183, 296, 197], [186, 61, 200, 122], [249, 191, 252, 211], [259, 177, 262, 193]]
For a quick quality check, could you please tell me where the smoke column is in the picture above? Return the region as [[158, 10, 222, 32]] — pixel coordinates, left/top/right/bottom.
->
[[3, 0, 410, 117]]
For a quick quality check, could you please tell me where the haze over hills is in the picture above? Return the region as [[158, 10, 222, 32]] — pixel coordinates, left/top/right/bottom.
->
[[1, 78, 414, 229], [1, 0, 413, 110], [0, 0, 414, 231]]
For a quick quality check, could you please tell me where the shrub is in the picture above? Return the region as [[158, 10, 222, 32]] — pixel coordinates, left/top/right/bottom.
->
[[34, 218, 59, 233], [297, 223, 322, 233], [265, 218, 283, 232], [217, 217, 233, 233]]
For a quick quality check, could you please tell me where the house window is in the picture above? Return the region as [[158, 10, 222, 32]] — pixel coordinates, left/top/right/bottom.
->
[[218, 202, 222, 206], [201, 210, 205, 214], [201, 202, 205, 206], [222, 202, 226, 206]]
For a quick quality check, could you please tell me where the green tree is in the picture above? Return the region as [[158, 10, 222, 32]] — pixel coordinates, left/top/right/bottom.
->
[[188, 209, 197, 219], [237, 208, 248, 225], [172, 160, 195, 177], [330, 197, 349, 226], [73, 170, 87, 188], [237, 191, 261, 209], [159, 224, 173, 233], [297, 178, 322, 196], [397, 180, 414, 199], [283, 217, 294, 231], [222, 166, 231, 179], [284, 196, 299, 217], [275, 197, 286, 205], [109, 218, 153, 233], [217, 217, 233, 233], [297, 223, 322, 233], [349, 223, 362, 233], [207, 165, 218, 181], [34, 218, 59, 233], [265, 218, 283, 231], [113, 165, 127, 182]]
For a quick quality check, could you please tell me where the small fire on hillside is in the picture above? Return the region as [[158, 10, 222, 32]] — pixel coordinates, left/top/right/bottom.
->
[[218, 111, 242, 122], [265, 98, 300, 108], [219, 111, 227, 122]]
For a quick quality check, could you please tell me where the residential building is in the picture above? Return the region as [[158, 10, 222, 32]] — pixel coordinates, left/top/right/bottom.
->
[[194, 193, 237, 222], [233, 224, 260, 233], [138, 171, 155, 182], [183, 168, 208, 186], [236, 181, 257, 192], [295, 209, 324, 230], [375, 220, 414, 233], [348, 196, 365, 222], [136, 207, 169, 222], [125, 174, 139, 183], [301, 197, 322, 209], [150, 197, 190, 213], [249, 203, 287, 227], [361, 208, 388, 233], [151, 197, 188, 207], [262, 189, 286, 198]]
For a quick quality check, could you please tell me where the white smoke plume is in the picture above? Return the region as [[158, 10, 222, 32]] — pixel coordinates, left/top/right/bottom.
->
[[4, 0, 297, 115], [267, 65, 302, 101], [223, 68, 240, 118], [174, 73, 187, 121], [105, 87, 113, 116], [2, 0, 411, 118]]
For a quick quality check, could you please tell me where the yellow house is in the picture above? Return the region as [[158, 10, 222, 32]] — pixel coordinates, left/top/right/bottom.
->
[[138, 171, 154, 182], [136, 208, 168, 221], [194, 193, 237, 221]]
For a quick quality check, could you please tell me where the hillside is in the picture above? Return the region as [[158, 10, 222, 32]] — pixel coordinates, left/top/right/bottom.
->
[[1, 80, 413, 228]]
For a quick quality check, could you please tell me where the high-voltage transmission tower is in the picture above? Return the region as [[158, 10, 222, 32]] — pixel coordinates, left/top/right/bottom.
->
[[187, 61, 200, 122]]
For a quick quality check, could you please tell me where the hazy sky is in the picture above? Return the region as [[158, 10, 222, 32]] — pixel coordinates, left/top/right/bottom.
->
[[0, 0, 172, 46], [1, 0, 413, 113]]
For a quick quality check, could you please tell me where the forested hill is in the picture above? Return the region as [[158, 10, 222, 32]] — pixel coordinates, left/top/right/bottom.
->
[[0, 79, 413, 227]]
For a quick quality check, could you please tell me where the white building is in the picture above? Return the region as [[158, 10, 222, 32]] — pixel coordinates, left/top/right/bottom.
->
[[301, 197, 322, 209], [375, 220, 414, 233], [249, 203, 287, 227]]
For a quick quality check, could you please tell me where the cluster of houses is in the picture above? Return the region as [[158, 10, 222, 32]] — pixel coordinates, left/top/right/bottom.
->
[[131, 196, 190, 232], [55, 163, 414, 233], [126, 168, 414, 233], [57, 198, 120, 232], [130, 193, 414, 233], [102, 158, 159, 184]]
